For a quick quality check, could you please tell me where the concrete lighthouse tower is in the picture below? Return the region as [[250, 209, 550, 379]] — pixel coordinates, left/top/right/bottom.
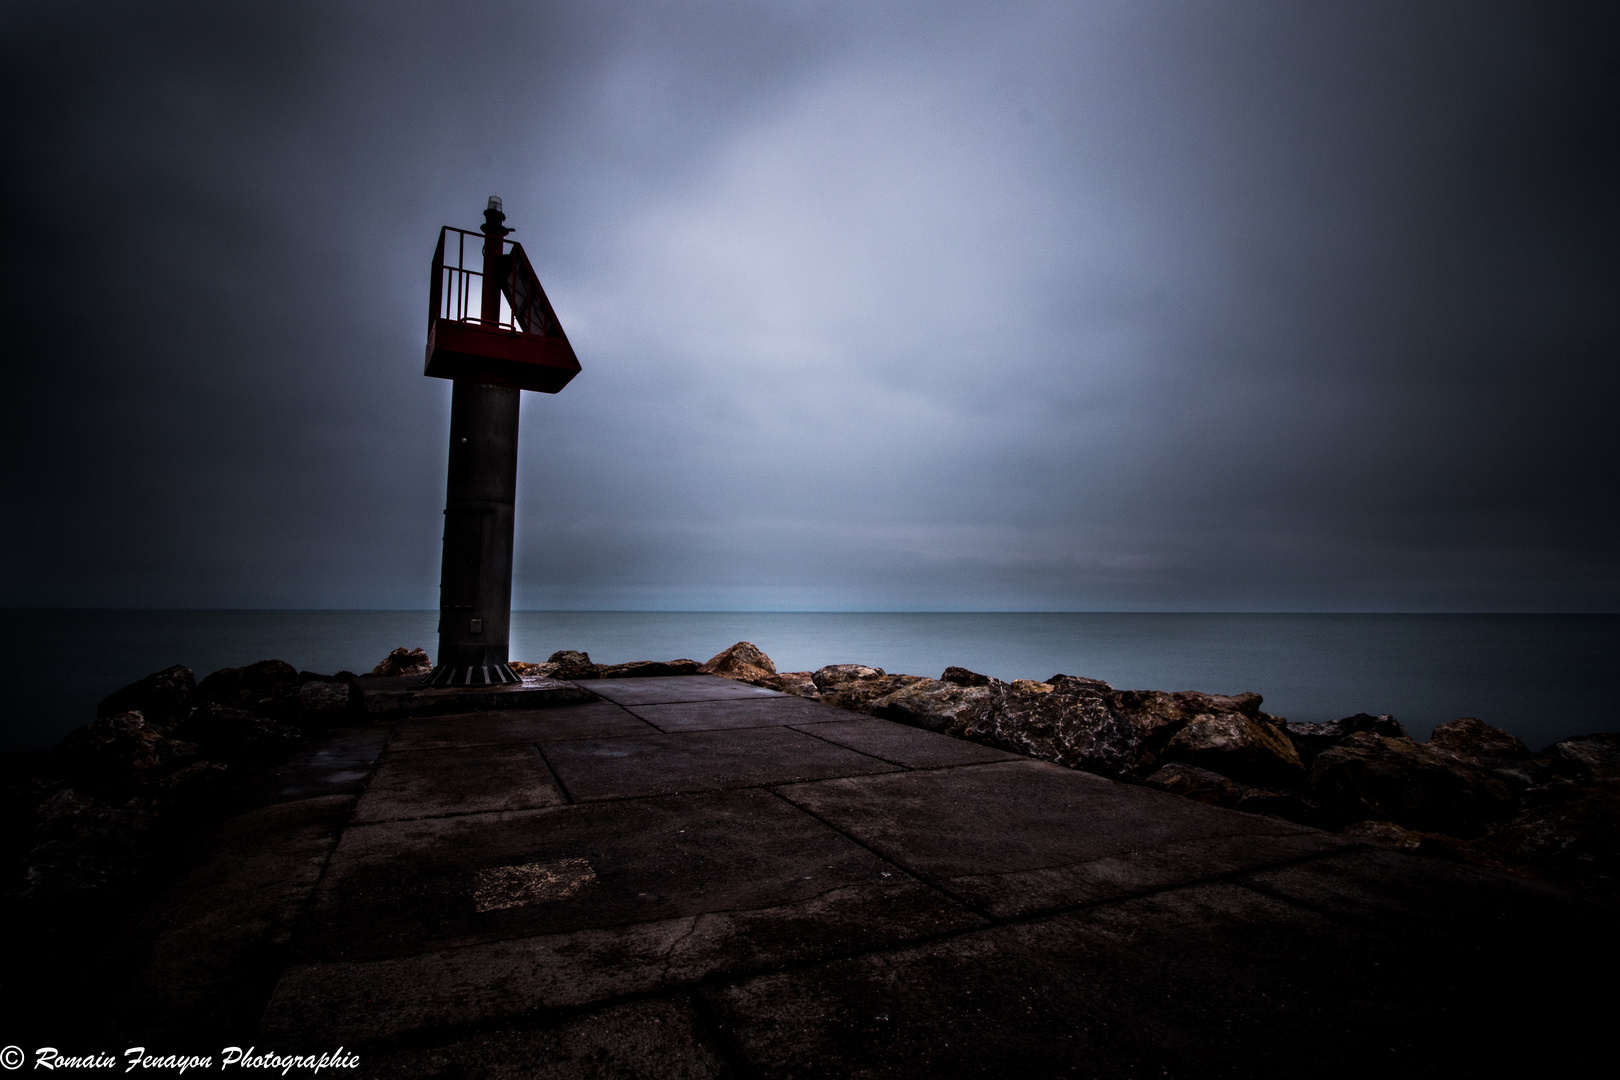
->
[[421, 198, 580, 686]]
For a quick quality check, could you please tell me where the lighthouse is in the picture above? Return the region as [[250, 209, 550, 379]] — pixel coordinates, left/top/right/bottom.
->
[[422, 198, 580, 687]]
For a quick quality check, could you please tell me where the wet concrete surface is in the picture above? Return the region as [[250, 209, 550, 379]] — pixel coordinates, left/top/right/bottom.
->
[[111, 675, 1616, 1075]]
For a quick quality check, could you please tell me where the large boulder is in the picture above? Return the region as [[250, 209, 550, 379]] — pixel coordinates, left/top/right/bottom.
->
[[700, 642, 777, 682], [546, 650, 601, 681], [949, 677, 1169, 781], [810, 664, 883, 690], [297, 680, 353, 715], [1544, 733, 1620, 780], [1308, 732, 1517, 836], [369, 647, 432, 677], [816, 671, 930, 713], [175, 703, 303, 765], [1428, 717, 1536, 789], [1475, 776, 1620, 900], [954, 679, 1304, 786], [753, 671, 819, 698], [1161, 708, 1305, 789], [194, 659, 303, 715], [1339, 819, 1468, 861], [871, 678, 1000, 733], [55, 711, 199, 793], [1140, 761, 1318, 824], [1429, 717, 1531, 765], [96, 665, 195, 726], [940, 666, 993, 687], [598, 659, 701, 679], [1142, 762, 1251, 808], [1282, 713, 1409, 767], [21, 787, 151, 901]]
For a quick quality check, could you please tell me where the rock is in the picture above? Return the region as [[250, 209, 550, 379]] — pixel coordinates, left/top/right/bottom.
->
[[1141, 762, 1318, 824], [1107, 689, 1292, 785], [96, 665, 194, 725], [1143, 762, 1251, 808], [599, 659, 701, 679], [150, 760, 231, 801], [22, 787, 151, 901], [1474, 777, 1620, 900], [509, 661, 558, 678], [1233, 789, 1319, 825], [951, 679, 1172, 781], [1283, 713, 1409, 767], [175, 703, 303, 765], [940, 666, 992, 687], [1544, 733, 1620, 780], [810, 664, 884, 691], [1339, 820, 1467, 861], [955, 682, 1299, 786], [1428, 717, 1536, 789], [872, 679, 999, 733], [701, 642, 778, 682], [195, 659, 303, 715], [752, 672, 819, 697], [55, 711, 199, 789], [1308, 732, 1517, 836], [369, 647, 432, 678], [297, 680, 352, 714], [546, 650, 601, 681], [819, 675, 930, 713], [1162, 710, 1305, 789], [1429, 717, 1531, 765], [808, 664, 921, 711], [1047, 675, 1115, 692]]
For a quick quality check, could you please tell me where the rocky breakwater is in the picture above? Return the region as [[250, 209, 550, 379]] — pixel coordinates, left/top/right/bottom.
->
[[699, 640, 1620, 901], [3, 654, 400, 910]]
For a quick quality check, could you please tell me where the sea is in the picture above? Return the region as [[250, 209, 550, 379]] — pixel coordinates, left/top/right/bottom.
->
[[2, 610, 1615, 754]]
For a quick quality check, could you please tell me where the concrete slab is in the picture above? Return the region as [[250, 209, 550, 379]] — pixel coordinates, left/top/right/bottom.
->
[[264, 878, 986, 1045], [353, 744, 565, 823], [542, 726, 902, 802], [791, 718, 1024, 769], [226, 725, 391, 811], [360, 676, 595, 717], [293, 787, 947, 964], [944, 829, 1350, 918], [582, 674, 785, 706], [110, 794, 355, 1045], [1238, 844, 1617, 933], [698, 880, 1501, 1078], [776, 759, 1319, 916], [714, 871, 1613, 1076], [628, 695, 854, 732], [359, 996, 729, 1079], [389, 702, 657, 751]]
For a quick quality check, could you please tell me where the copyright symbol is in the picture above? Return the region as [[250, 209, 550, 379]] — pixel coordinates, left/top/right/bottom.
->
[[0, 1045, 23, 1070]]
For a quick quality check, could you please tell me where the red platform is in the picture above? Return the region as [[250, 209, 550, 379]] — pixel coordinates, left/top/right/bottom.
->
[[424, 226, 581, 394]]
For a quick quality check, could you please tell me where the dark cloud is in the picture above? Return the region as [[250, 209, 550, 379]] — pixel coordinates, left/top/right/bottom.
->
[[2, 0, 1615, 611]]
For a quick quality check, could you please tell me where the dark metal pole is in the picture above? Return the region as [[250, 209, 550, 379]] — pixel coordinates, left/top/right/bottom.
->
[[429, 198, 521, 686]]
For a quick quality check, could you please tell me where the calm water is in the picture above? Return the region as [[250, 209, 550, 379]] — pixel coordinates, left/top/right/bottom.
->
[[2, 610, 1615, 753]]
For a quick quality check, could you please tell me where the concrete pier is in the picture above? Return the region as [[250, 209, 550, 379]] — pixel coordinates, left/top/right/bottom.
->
[[105, 675, 1613, 1076]]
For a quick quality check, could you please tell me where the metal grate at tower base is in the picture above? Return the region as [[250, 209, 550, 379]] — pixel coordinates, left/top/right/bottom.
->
[[423, 663, 521, 688]]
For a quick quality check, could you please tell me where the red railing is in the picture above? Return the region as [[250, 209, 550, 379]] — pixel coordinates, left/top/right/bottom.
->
[[429, 226, 562, 338]]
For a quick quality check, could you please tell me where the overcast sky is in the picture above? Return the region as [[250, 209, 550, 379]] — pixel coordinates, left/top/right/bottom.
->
[[2, 0, 1615, 612]]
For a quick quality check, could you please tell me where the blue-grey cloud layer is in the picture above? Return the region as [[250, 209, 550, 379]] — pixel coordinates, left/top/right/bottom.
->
[[3, 0, 1615, 611]]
